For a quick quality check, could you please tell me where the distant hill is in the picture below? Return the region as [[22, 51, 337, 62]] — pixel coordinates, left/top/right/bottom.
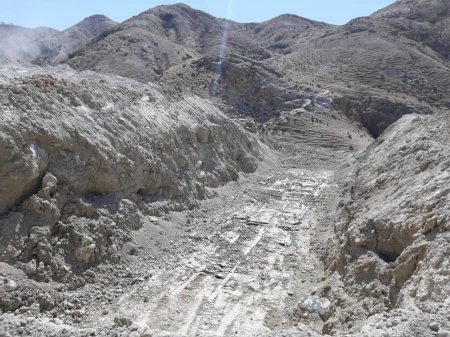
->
[[0, 15, 117, 63], [0, 24, 58, 61], [64, 1, 449, 136]]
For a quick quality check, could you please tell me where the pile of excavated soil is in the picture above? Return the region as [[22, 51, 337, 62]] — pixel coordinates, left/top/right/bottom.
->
[[325, 113, 450, 336], [0, 64, 265, 310]]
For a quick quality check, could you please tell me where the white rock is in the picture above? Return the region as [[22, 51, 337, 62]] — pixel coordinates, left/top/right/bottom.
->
[[28, 303, 40, 315], [72, 309, 86, 317], [42, 172, 58, 189], [438, 330, 450, 337], [129, 322, 150, 334], [303, 296, 332, 320], [1, 277, 18, 292]]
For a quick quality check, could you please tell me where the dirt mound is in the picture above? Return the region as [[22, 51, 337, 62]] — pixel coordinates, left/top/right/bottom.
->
[[0, 64, 263, 295], [325, 113, 450, 335]]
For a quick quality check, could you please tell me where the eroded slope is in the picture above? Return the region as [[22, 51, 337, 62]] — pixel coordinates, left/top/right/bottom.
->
[[326, 113, 450, 336]]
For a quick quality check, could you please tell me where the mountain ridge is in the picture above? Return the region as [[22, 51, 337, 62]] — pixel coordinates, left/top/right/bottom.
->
[[1, 1, 448, 135], [63, 1, 449, 137]]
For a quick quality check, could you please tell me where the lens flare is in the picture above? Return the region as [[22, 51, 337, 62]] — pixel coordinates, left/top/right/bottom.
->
[[211, 0, 234, 96]]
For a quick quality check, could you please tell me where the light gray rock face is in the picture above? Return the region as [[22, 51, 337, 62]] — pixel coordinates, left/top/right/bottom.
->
[[0, 65, 262, 284], [326, 113, 450, 335], [41, 172, 58, 189]]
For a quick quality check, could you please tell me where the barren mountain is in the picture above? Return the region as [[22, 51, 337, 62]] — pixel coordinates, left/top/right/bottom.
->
[[270, 0, 450, 136], [65, 5, 330, 121], [65, 1, 450, 137], [66, 4, 328, 79], [37, 15, 118, 63]]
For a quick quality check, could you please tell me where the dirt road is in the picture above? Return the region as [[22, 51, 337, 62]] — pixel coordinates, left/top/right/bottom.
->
[[0, 135, 355, 337], [88, 142, 343, 337]]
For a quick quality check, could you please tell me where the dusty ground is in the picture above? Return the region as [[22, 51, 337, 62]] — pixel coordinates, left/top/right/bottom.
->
[[92, 143, 341, 337]]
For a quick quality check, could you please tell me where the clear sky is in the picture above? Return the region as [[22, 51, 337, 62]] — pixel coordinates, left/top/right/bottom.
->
[[0, 0, 395, 30]]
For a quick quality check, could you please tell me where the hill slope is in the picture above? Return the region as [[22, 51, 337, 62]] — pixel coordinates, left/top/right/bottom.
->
[[64, 1, 449, 137], [0, 64, 262, 286]]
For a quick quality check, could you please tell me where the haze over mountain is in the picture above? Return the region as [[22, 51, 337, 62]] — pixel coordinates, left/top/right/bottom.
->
[[0, 14, 117, 63]]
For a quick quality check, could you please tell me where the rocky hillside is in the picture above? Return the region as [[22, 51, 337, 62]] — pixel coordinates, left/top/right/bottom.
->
[[66, 4, 328, 80], [271, 0, 450, 136], [325, 113, 450, 335], [63, 1, 450, 137], [65, 5, 328, 122], [0, 15, 117, 63], [373, 0, 450, 60]]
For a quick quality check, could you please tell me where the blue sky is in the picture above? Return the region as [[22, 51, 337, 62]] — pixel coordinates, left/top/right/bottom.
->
[[0, 0, 395, 30]]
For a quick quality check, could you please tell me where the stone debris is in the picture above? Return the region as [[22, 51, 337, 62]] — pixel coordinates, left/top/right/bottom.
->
[[303, 296, 332, 322], [0, 278, 17, 292]]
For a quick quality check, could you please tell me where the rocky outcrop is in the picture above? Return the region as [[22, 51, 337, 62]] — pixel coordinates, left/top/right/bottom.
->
[[0, 65, 262, 287], [332, 95, 434, 137]]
